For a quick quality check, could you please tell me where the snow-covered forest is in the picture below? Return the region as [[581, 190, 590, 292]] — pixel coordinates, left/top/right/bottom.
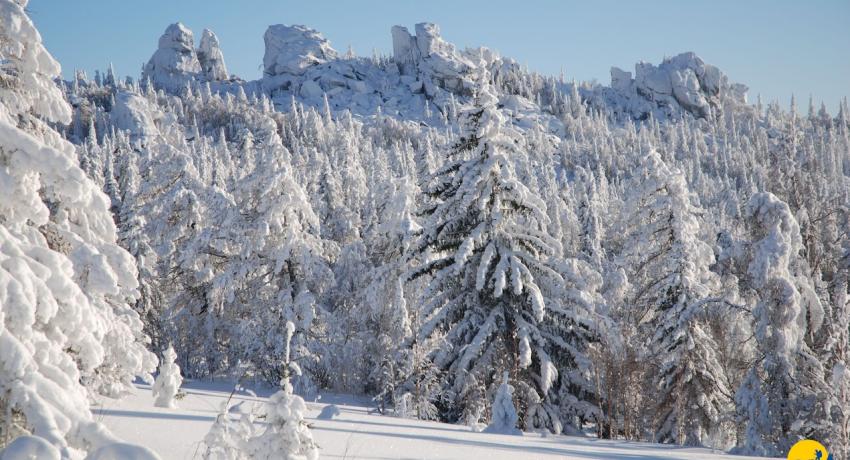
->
[[1, 0, 848, 458]]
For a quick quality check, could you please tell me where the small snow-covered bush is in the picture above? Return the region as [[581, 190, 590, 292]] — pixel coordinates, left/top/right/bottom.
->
[[202, 322, 318, 459], [247, 381, 318, 460], [202, 409, 254, 460], [152, 346, 183, 408], [483, 372, 522, 436]]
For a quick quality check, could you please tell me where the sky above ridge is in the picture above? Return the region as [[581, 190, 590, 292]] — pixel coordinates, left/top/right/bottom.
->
[[30, 0, 850, 112]]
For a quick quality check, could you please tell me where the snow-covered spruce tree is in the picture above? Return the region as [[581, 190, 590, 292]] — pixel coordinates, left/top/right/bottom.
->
[[152, 345, 183, 408], [406, 77, 569, 432], [483, 372, 522, 435], [614, 151, 731, 446], [361, 176, 419, 403], [734, 192, 828, 456], [214, 132, 334, 390], [0, 0, 155, 453], [543, 258, 606, 435], [114, 142, 166, 354], [394, 308, 442, 421], [819, 241, 850, 460], [247, 322, 319, 460], [575, 167, 606, 269], [135, 140, 215, 378], [458, 372, 486, 430]]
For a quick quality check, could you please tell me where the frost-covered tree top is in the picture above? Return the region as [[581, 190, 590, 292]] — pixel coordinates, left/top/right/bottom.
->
[[0, 0, 71, 123]]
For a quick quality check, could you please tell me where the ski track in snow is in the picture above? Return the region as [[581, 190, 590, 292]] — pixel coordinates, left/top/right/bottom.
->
[[92, 381, 779, 460]]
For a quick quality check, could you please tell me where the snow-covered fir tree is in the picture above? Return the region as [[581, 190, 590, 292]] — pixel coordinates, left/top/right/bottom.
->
[[247, 322, 319, 460], [211, 130, 335, 390], [405, 76, 586, 432], [0, 0, 155, 454], [734, 192, 828, 456], [613, 151, 731, 446]]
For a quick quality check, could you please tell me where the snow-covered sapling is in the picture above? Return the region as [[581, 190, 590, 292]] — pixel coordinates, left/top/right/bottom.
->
[[202, 407, 256, 460], [483, 372, 522, 436], [152, 345, 183, 408], [247, 322, 319, 459]]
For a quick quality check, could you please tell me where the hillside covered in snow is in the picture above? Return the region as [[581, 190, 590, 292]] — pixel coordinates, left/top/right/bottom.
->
[[1, 1, 849, 459]]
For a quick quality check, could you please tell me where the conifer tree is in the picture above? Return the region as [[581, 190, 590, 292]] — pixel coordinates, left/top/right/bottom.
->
[[615, 151, 730, 446], [0, 1, 155, 453], [407, 77, 567, 430], [734, 192, 827, 456], [247, 322, 319, 460]]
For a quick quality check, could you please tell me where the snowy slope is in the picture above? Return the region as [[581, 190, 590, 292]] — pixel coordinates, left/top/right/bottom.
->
[[92, 382, 780, 460]]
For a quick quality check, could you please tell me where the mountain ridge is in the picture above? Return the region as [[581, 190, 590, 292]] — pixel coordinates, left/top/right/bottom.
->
[[129, 20, 748, 130]]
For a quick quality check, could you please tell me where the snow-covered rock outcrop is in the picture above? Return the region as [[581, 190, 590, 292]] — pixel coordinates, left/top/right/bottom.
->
[[263, 24, 338, 77], [142, 23, 231, 90], [137, 20, 746, 125], [261, 24, 348, 97], [198, 29, 228, 81], [601, 52, 747, 119], [110, 92, 160, 140], [392, 23, 476, 95], [136, 20, 543, 123], [142, 23, 201, 91]]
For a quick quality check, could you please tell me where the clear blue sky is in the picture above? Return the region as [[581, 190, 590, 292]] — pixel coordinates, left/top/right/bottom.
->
[[30, 0, 849, 112]]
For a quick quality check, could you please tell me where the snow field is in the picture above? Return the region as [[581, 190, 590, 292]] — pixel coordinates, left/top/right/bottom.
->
[[92, 382, 779, 460]]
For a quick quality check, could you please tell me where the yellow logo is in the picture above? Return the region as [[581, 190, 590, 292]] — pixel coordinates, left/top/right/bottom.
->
[[787, 439, 831, 460]]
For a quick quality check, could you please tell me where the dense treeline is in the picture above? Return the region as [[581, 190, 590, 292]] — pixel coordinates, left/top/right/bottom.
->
[[66, 55, 849, 457]]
